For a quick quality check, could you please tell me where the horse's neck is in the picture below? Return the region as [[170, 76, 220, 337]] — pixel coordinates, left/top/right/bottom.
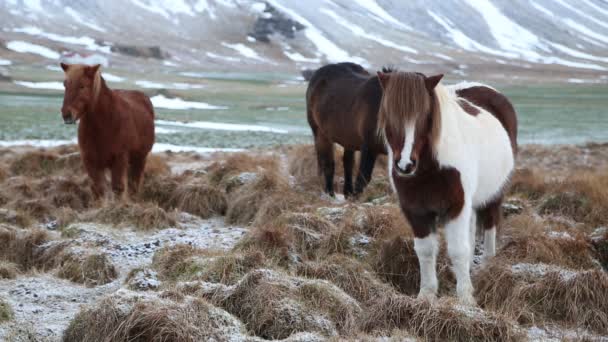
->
[[433, 85, 475, 168], [86, 82, 115, 124]]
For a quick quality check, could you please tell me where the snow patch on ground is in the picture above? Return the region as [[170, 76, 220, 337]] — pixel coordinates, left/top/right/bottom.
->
[[0, 58, 12, 66], [510, 263, 578, 282], [352, 0, 411, 30], [151, 95, 227, 110], [265, 0, 367, 65], [13, 26, 111, 53], [64, 6, 107, 32], [152, 143, 243, 154], [321, 8, 417, 54], [136, 80, 204, 89], [221, 42, 266, 62], [156, 119, 288, 134], [13, 80, 63, 90], [0, 139, 75, 148], [464, 0, 543, 60], [6, 40, 60, 59]]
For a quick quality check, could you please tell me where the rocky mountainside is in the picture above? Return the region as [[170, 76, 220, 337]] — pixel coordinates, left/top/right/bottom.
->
[[1, 0, 608, 81]]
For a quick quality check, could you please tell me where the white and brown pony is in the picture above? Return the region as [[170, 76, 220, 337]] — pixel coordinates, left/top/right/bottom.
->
[[377, 71, 517, 305]]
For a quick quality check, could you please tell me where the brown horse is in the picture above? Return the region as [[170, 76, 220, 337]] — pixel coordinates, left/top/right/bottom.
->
[[60, 63, 155, 200], [306, 62, 387, 197], [377, 71, 517, 305]]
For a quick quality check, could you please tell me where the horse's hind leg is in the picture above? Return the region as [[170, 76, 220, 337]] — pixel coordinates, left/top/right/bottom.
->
[[477, 197, 502, 261], [314, 133, 335, 196], [343, 149, 355, 197], [111, 153, 128, 201], [354, 144, 377, 195], [128, 153, 147, 196]]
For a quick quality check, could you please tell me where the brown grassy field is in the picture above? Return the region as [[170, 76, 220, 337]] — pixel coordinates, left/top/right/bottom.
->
[[0, 143, 607, 341]]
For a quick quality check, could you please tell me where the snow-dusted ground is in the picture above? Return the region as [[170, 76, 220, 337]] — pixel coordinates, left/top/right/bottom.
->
[[150, 94, 227, 110], [155, 119, 288, 134], [0, 216, 247, 340]]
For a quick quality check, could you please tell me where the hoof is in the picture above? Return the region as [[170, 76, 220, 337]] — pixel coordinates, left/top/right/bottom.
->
[[458, 293, 477, 307], [417, 289, 437, 302]]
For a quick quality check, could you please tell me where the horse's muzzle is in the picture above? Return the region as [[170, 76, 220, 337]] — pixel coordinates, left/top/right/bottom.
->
[[63, 115, 76, 125], [394, 162, 417, 177]]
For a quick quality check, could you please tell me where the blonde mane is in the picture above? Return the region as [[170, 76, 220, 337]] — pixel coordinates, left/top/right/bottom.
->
[[378, 72, 442, 155], [92, 68, 102, 108], [65, 65, 103, 110]]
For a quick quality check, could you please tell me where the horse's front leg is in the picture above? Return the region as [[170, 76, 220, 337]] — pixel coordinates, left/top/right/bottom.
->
[[445, 203, 476, 305], [354, 144, 377, 195], [111, 153, 128, 201], [410, 213, 439, 300]]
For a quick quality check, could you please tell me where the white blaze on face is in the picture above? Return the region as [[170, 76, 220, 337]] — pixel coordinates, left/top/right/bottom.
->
[[397, 122, 416, 171]]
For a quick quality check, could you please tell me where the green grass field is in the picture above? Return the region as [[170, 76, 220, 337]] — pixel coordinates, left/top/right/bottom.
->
[[0, 66, 607, 148]]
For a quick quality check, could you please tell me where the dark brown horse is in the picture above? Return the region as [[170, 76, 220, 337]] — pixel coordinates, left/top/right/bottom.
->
[[306, 62, 386, 197], [60, 63, 155, 200], [377, 71, 517, 305]]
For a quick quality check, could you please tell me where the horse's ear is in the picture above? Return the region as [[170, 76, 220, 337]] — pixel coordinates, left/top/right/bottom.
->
[[86, 64, 101, 77], [425, 74, 443, 91], [377, 71, 390, 90], [60, 63, 69, 72]]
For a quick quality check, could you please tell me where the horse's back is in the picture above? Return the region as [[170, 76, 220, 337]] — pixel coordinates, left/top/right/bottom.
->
[[306, 63, 382, 150], [442, 83, 517, 205], [114, 89, 155, 154], [452, 83, 518, 154]]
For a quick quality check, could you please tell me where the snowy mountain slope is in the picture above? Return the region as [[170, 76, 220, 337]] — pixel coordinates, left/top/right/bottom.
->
[[1, 0, 608, 80]]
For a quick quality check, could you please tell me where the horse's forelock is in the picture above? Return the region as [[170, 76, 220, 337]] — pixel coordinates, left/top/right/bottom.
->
[[378, 72, 431, 140]]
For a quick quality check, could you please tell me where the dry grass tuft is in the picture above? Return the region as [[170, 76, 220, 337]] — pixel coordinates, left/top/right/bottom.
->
[[361, 294, 522, 341], [9, 151, 60, 176], [251, 191, 315, 227], [198, 249, 266, 285], [371, 236, 454, 296], [296, 254, 397, 304], [0, 298, 13, 322], [140, 174, 181, 206], [509, 168, 548, 199], [9, 198, 52, 221], [501, 214, 597, 269], [346, 204, 411, 240], [475, 261, 608, 333], [225, 170, 290, 225], [0, 165, 8, 183], [207, 152, 278, 186], [520, 269, 608, 333], [287, 144, 344, 191], [238, 212, 340, 262], [38, 176, 92, 211], [217, 269, 360, 339], [0, 261, 19, 279], [0, 208, 31, 227], [171, 181, 227, 218], [63, 294, 246, 342], [143, 154, 171, 178], [57, 250, 118, 287], [0, 225, 50, 270], [591, 229, 608, 270], [94, 202, 178, 230], [153, 244, 203, 281], [510, 169, 608, 226]]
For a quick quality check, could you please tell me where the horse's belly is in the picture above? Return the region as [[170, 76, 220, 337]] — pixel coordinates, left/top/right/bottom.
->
[[472, 114, 514, 206]]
